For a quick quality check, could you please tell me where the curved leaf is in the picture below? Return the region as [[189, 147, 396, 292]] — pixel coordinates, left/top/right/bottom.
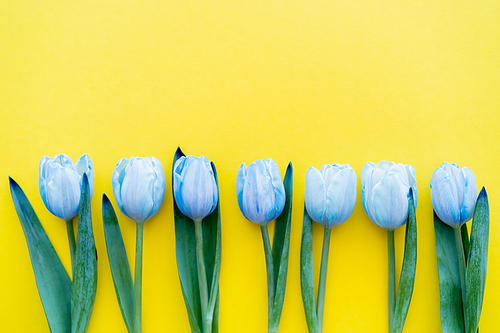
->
[[393, 190, 417, 333], [465, 188, 489, 333], [205, 161, 221, 332], [300, 207, 319, 333], [102, 194, 134, 333], [173, 147, 202, 333], [270, 162, 293, 330], [434, 211, 465, 333], [9, 177, 71, 333], [71, 174, 98, 333]]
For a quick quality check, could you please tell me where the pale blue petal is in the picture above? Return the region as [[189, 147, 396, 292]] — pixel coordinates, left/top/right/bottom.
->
[[304, 166, 326, 225], [176, 156, 216, 220], [461, 167, 477, 224], [372, 172, 409, 229], [360, 162, 376, 184], [361, 163, 377, 224], [376, 160, 394, 172], [112, 158, 130, 211], [76, 154, 94, 200], [46, 167, 81, 219], [38, 156, 50, 209], [242, 160, 275, 225], [147, 157, 166, 220], [430, 168, 460, 227], [265, 159, 285, 220], [325, 167, 357, 227], [236, 163, 248, 218], [405, 164, 418, 207], [120, 159, 155, 222], [389, 163, 409, 186], [442, 162, 460, 208]]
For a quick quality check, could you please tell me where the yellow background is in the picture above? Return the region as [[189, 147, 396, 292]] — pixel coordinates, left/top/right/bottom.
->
[[1, 0, 499, 332]]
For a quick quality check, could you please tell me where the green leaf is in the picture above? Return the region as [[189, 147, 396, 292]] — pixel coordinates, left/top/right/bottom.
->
[[205, 161, 222, 332], [102, 193, 134, 333], [434, 211, 465, 333], [465, 188, 489, 333], [71, 174, 98, 333], [461, 224, 470, 264], [300, 207, 319, 333], [270, 162, 293, 330], [9, 177, 72, 333], [173, 147, 202, 333], [392, 189, 417, 333]]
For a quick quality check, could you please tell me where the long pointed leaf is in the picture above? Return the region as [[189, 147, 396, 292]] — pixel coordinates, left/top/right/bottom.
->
[[461, 224, 470, 264], [102, 194, 134, 333], [71, 174, 98, 333], [9, 177, 72, 333], [465, 188, 489, 333], [173, 147, 202, 333], [205, 161, 221, 332], [434, 211, 465, 333], [270, 162, 293, 330], [300, 207, 319, 333], [393, 189, 417, 333]]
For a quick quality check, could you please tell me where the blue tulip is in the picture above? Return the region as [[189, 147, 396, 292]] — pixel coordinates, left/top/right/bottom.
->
[[430, 162, 477, 228], [236, 159, 286, 225], [112, 156, 165, 223], [305, 164, 357, 228], [39, 154, 94, 220], [361, 161, 418, 230], [173, 155, 218, 221]]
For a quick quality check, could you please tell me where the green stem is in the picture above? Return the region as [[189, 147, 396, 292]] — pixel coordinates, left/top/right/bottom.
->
[[317, 227, 332, 333], [194, 219, 210, 333], [65, 218, 76, 277], [387, 230, 395, 333], [260, 225, 275, 333], [134, 222, 144, 333], [454, 227, 467, 323]]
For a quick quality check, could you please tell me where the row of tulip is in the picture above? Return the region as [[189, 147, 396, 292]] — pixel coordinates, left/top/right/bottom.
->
[[9, 148, 489, 333]]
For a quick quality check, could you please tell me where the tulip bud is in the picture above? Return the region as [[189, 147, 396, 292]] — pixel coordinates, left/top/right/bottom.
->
[[39, 153, 94, 220], [173, 155, 218, 221], [236, 158, 286, 225], [430, 162, 477, 228], [361, 161, 417, 230], [305, 164, 357, 228], [112, 156, 165, 223]]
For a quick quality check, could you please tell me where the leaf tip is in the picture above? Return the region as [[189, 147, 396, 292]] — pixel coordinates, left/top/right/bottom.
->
[[478, 186, 487, 200]]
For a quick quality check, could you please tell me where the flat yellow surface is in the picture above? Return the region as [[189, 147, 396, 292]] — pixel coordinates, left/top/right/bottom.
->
[[1, 0, 499, 332]]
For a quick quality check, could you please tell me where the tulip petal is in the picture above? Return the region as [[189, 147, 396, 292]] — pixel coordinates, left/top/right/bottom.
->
[[242, 160, 275, 224], [177, 156, 217, 220], [461, 167, 477, 224], [430, 168, 461, 227], [265, 159, 285, 220], [361, 163, 377, 224], [372, 172, 409, 229], [147, 157, 166, 220], [304, 166, 326, 225], [112, 158, 130, 212], [75, 154, 94, 200], [47, 167, 81, 219], [389, 163, 409, 186], [236, 163, 248, 218], [405, 164, 418, 207], [325, 167, 357, 227], [120, 159, 155, 222]]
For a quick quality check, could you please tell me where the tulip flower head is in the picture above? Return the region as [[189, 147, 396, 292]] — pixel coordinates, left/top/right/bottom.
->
[[173, 155, 218, 221], [305, 164, 357, 228], [361, 161, 417, 230], [236, 158, 286, 225], [430, 162, 477, 228], [39, 153, 94, 220], [112, 156, 165, 223]]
